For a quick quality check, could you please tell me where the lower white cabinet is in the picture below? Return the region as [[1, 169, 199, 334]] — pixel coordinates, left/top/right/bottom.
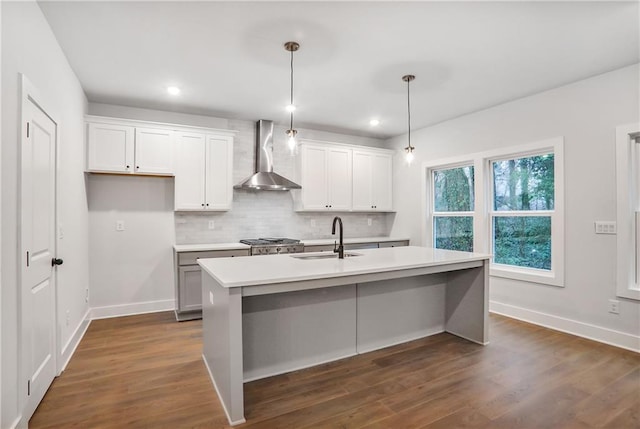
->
[[174, 248, 250, 321], [174, 132, 234, 211]]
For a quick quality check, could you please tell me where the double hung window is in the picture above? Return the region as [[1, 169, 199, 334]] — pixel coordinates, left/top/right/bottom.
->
[[425, 138, 564, 287]]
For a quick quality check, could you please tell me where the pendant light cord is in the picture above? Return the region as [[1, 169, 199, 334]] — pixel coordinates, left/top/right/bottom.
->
[[407, 78, 412, 149], [290, 48, 294, 131]]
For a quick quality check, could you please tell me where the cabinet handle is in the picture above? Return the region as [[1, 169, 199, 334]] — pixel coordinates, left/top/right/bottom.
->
[[206, 203, 209, 207], [126, 165, 130, 169], [136, 166, 140, 169], [201, 203, 205, 207]]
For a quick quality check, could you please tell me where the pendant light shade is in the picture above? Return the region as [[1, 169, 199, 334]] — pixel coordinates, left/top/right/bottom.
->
[[285, 41, 300, 154], [402, 74, 416, 164]]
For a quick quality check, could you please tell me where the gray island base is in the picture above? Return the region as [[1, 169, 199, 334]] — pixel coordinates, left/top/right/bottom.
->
[[198, 246, 490, 425]]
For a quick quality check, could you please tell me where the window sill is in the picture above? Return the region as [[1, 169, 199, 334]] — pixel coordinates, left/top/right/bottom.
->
[[490, 264, 564, 287]]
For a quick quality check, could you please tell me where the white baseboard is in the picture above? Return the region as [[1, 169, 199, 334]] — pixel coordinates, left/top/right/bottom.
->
[[59, 308, 92, 373], [90, 299, 175, 320], [490, 301, 640, 353]]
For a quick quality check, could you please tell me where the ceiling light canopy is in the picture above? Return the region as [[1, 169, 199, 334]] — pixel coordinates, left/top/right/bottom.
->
[[284, 41, 300, 154], [402, 74, 416, 165], [167, 86, 181, 95]]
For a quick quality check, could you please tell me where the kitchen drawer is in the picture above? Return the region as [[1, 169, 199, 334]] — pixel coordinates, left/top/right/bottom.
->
[[303, 244, 336, 253], [378, 240, 410, 248], [178, 249, 250, 266]]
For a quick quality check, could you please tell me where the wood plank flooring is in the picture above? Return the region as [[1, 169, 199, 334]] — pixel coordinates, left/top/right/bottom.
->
[[30, 312, 639, 428]]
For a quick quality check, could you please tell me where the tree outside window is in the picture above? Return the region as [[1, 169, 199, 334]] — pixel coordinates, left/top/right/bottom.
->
[[491, 153, 554, 270], [432, 166, 474, 252]]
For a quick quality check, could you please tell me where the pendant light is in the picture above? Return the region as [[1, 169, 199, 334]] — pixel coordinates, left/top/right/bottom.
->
[[284, 41, 300, 154], [402, 74, 416, 164]]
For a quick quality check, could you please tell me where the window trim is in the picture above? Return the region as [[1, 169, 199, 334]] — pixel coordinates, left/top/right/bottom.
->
[[616, 123, 640, 301], [423, 137, 564, 287]]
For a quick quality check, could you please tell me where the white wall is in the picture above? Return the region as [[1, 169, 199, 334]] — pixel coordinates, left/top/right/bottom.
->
[[1, 2, 89, 427], [86, 103, 392, 316], [389, 65, 640, 349]]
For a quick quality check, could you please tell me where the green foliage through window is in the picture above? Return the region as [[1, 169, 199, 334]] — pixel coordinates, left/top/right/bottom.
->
[[433, 166, 474, 252], [434, 216, 473, 252], [493, 217, 551, 270]]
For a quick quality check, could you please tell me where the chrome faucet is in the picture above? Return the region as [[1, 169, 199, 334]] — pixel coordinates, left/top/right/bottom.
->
[[332, 216, 344, 259]]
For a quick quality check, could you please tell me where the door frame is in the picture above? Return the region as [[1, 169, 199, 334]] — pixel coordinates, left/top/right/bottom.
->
[[18, 74, 61, 424]]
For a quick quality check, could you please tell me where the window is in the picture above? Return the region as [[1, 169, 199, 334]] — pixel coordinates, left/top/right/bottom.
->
[[425, 137, 564, 287], [432, 165, 474, 252], [490, 153, 554, 271], [616, 124, 640, 300]]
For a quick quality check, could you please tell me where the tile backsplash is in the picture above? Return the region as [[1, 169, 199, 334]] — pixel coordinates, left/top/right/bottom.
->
[[175, 191, 394, 243]]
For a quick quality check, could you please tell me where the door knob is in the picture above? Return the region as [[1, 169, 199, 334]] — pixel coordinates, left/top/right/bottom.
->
[[51, 258, 64, 266]]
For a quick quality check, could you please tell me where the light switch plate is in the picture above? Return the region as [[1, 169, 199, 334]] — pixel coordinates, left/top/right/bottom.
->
[[595, 221, 616, 234]]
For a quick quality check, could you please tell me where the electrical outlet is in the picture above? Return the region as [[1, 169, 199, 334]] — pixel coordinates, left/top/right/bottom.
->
[[595, 221, 616, 234], [208, 220, 215, 230], [66, 310, 70, 326], [58, 223, 64, 239], [116, 220, 125, 231], [367, 218, 372, 226], [209, 291, 214, 305], [85, 288, 89, 303], [310, 219, 317, 228], [608, 299, 620, 314]]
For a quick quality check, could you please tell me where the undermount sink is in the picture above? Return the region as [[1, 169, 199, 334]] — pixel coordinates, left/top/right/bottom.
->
[[290, 252, 362, 260]]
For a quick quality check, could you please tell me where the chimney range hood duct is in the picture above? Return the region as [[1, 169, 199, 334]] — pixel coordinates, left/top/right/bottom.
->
[[234, 120, 301, 191]]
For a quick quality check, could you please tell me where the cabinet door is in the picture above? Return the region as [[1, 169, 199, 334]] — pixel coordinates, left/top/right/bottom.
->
[[175, 132, 206, 210], [205, 135, 233, 210], [372, 153, 393, 211], [178, 266, 202, 312], [134, 127, 175, 175], [327, 147, 352, 210], [352, 151, 373, 210], [87, 123, 134, 173], [300, 145, 329, 210]]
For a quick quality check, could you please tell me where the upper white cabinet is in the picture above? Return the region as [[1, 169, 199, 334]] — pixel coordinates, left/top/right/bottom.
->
[[352, 150, 393, 211], [87, 122, 135, 173], [174, 132, 233, 211], [86, 119, 174, 176], [295, 140, 393, 212], [296, 143, 352, 211]]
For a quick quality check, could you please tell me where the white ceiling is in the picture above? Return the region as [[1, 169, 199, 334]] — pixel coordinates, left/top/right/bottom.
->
[[39, 1, 639, 138]]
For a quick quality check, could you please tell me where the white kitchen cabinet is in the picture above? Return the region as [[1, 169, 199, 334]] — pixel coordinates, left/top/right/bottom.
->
[[174, 132, 233, 211], [296, 143, 352, 211], [87, 122, 135, 173], [352, 150, 393, 211], [86, 120, 174, 175], [134, 127, 175, 175]]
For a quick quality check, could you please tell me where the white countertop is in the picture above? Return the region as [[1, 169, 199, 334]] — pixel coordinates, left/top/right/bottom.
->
[[198, 246, 490, 288], [174, 237, 409, 252], [173, 243, 250, 252], [301, 237, 410, 246]]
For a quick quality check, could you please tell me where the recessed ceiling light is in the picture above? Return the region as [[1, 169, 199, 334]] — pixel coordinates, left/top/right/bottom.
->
[[167, 86, 181, 95], [369, 119, 380, 126]]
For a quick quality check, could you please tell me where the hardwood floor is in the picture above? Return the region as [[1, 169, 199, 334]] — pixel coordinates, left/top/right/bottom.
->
[[30, 312, 639, 428]]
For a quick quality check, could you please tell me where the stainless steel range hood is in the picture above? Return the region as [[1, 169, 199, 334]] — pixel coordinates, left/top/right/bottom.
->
[[234, 120, 301, 191]]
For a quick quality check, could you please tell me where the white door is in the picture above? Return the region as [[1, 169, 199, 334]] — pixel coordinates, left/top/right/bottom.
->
[[205, 135, 233, 210], [175, 132, 207, 210], [134, 127, 175, 175], [21, 97, 58, 421], [372, 153, 393, 211], [327, 147, 352, 211], [301, 145, 329, 210], [352, 151, 373, 210]]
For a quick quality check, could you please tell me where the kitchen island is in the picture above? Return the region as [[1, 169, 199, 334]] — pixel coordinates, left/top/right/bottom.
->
[[198, 246, 490, 425]]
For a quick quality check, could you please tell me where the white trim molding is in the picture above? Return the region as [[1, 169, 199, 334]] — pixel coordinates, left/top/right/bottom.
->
[[490, 301, 640, 353], [90, 299, 175, 320], [616, 123, 640, 300], [59, 308, 92, 374]]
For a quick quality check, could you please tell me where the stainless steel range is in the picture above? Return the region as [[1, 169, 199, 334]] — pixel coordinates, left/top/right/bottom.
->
[[240, 238, 304, 256]]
